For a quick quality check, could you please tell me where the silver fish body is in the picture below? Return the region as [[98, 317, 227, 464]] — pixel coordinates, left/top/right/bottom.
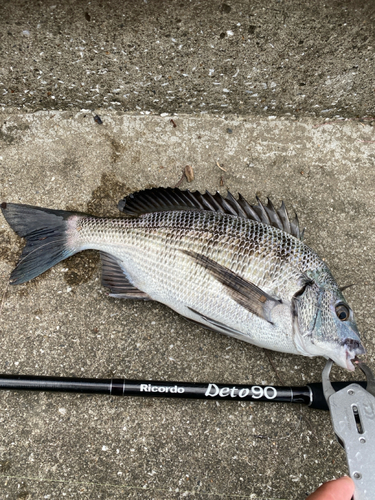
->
[[1, 188, 365, 370]]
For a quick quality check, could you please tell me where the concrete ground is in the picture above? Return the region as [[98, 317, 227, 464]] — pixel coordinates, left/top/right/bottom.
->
[[0, 1, 374, 500]]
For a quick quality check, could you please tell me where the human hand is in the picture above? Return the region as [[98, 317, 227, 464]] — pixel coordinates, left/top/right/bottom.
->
[[306, 476, 354, 499]]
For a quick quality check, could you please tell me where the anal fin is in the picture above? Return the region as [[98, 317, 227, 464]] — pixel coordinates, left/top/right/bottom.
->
[[100, 252, 152, 300]]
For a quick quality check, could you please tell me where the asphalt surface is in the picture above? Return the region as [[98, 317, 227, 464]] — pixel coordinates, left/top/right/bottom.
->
[[0, 1, 375, 500]]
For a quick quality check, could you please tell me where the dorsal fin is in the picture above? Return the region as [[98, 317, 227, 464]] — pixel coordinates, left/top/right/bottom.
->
[[118, 188, 304, 240]]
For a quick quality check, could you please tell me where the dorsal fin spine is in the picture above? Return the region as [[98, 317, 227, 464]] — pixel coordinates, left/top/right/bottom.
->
[[255, 197, 270, 225], [277, 201, 291, 235], [266, 198, 283, 231], [225, 192, 247, 219], [118, 188, 304, 240], [237, 194, 261, 222]]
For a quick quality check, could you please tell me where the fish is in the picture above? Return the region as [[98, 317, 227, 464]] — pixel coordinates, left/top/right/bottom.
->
[[0, 188, 365, 371]]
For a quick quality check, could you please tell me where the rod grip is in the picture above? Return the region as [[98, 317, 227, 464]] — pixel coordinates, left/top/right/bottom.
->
[[0, 375, 112, 394]]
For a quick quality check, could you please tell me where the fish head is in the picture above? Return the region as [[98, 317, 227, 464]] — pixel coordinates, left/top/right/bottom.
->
[[293, 278, 365, 371]]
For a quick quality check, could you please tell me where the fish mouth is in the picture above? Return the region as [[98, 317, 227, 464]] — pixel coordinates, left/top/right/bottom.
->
[[344, 339, 366, 371]]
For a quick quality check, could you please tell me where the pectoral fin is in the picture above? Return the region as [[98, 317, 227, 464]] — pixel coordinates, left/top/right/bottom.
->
[[187, 307, 248, 339], [183, 250, 281, 324]]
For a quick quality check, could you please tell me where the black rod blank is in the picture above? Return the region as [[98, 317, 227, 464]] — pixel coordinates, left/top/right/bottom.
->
[[0, 374, 367, 411]]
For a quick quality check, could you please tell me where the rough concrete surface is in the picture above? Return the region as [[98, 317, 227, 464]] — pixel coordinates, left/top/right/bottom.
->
[[0, 0, 375, 499], [0, 111, 374, 500], [0, 0, 374, 118]]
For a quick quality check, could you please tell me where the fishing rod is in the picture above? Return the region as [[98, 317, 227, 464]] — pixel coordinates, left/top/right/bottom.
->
[[0, 373, 366, 411]]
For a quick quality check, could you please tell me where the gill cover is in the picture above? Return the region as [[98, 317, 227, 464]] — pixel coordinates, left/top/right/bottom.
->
[[292, 280, 364, 371]]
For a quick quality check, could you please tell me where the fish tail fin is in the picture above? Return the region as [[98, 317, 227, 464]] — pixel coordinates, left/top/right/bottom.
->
[[1, 202, 85, 285]]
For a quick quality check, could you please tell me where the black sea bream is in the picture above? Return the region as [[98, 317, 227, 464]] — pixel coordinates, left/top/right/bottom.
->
[[1, 188, 364, 370]]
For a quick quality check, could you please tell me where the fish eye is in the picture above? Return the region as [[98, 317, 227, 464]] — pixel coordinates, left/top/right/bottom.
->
[[335, 303, 350, 321]]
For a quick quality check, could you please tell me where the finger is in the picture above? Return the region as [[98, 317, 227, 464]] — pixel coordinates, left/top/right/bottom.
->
[[306, 476, 355, 499]]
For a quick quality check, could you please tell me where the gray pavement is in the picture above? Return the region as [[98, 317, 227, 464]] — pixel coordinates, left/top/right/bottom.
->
[[0, 0, 374, 118], [0, 1, 375, 499]]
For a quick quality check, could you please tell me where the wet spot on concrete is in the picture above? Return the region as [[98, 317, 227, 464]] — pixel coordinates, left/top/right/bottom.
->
[[0, 130, 15, 144], [87, 171, 133, 217], [64, 250, 100, 286], [0, 123, 30, 144], [61, 156, 80, 179], [8, 124, 30, 132], [109, 137, 126, 163], [102, 133, 128, 163]]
